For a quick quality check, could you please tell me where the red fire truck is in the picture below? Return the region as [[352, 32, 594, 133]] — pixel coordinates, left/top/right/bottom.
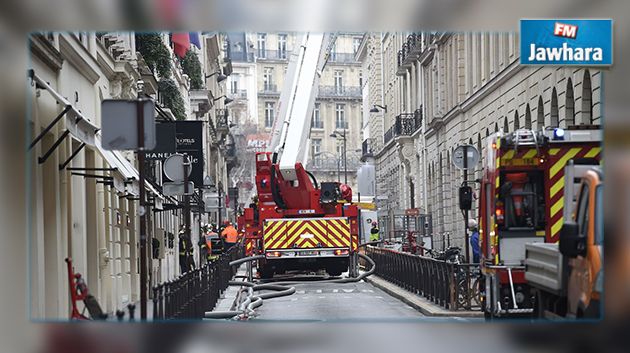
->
[[236, 33, 360, 279], [478, 127, 601, 319]]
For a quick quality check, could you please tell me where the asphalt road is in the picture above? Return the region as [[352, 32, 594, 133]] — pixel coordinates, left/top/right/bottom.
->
[[252, 273, 425, 321]]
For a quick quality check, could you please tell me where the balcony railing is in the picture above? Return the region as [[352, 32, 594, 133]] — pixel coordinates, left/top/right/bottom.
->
[[362, 138, 374, 158], [383, 108, 423, 145], [335, 121, 349, 130], [231, 89, 248, 99], [328, 52, 359, 63], [230, 51, 255, 63], [318, 85, 361, 98], [311, 120, 324, 129], [397, 33, 424, 73], [307, 156, 362, 172], [257, 49, 290, 60], [216, 109, 229, 132], [259, 84, 279, 94]]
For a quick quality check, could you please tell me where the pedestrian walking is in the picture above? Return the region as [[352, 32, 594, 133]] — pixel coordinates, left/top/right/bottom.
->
[[469, 219, 480, 263]]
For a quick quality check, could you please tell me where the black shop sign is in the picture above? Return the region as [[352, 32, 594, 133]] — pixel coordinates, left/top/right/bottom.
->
[[148, 121, 204, 187]]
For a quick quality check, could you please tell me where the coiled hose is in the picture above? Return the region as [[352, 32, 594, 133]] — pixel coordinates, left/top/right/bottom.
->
[[204, 251, 376, 320]]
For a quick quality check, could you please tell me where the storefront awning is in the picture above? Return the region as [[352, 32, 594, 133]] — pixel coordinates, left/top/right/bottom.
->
[[29, 70, 100, 165]]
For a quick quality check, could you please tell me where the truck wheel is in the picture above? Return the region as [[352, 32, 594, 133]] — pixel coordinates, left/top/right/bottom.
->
[[327, 267, 343, 277], [532, 289, 544, 320], [258, 265, 274, 279]]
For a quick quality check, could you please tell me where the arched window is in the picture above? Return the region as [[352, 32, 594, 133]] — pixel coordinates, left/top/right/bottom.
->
[[524, 104, 532, 129], [536, 96, 544, 131], [565, 78, 575, 127], [503, 116, 509, 133], [581, 69, 592, 125], [513, 110, 520, 130], [550, 88, 559, 127]]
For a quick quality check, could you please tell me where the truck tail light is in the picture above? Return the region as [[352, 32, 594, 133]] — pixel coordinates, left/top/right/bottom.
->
[[334, 249, 349, 256], [494, 202, 505, 224], [266, 251, 282, 258]]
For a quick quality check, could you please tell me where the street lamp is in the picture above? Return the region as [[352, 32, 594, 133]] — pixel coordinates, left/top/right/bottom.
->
[[213, 95, 233, 105], [330, 130, 348, 185], [370, 104, 388, 113], [205, 71, 227, 83]]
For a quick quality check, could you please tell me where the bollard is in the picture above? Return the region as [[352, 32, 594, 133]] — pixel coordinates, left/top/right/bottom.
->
[[127, 303, 136, 321]]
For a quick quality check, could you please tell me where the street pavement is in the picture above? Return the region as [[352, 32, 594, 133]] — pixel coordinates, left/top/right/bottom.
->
[[251, 273, 425, 321]]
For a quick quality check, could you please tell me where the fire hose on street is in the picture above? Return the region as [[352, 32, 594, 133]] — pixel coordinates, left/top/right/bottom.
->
[[204, 247, 378, 320]]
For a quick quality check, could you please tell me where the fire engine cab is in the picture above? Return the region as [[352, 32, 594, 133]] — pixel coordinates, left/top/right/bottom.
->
[[479, 126, 601, 319]]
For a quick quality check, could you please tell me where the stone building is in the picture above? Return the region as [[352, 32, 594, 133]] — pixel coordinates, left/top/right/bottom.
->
[[224, 32, 365, 196], [27, 32, 232, 319], [364, 32, 602, 251]]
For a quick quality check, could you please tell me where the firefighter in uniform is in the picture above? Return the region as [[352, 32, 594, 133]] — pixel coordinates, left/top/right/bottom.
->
[[221, 221, 238, 249], [178, 227, 191, 274], [369, 222, 380, 243]]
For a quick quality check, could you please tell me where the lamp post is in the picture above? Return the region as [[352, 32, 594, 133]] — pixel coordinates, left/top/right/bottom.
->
[[330, 129, 348, 185]]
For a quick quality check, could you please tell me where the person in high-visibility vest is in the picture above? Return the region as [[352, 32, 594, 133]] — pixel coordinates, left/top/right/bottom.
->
[[369, 222, 380, 243], [221, 221, 238, 249]]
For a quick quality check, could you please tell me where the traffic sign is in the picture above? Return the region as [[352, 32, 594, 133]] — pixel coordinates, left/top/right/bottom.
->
[[163, 154, 191, 182], [453, 144, 479, 170]]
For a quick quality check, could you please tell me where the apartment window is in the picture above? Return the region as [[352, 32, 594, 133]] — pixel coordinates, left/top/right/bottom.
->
[[353, 37, 361, 54], [278, 34, 287, 59], [311, 139, 321, 158], [311, 103, 322, 128], [335, 104, 346, 129], [330, 43, 337, 61], [230, 74, 239, 94], [359, 71, 363, 88], [257, 33, 266, 58], [264, 102, 275, 128], [263, 67, 273, 91], [336, 141, 344, 156], [334, 70, 344, 93]]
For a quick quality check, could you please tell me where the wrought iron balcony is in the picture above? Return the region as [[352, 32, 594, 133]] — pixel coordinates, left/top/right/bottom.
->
[[257, 49, 290, 61], [318, 85, 361, 98], [397, 33, 423, 75], [231, 89, 248, 99], [383, 108, 423, 145], [328, 52, 359, 63], [216, 109, 230, 133], [259, 83, 279, 94], [230, 50, 255, 63], [361, 138, 374, 160]]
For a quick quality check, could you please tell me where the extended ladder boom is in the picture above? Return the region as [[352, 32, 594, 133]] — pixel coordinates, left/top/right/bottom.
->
[[267, 33, 334, 181]]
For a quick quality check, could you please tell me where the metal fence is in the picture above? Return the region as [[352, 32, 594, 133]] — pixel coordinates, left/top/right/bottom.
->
[[152, 245, 244, 320], [366, 246, 480, 311]]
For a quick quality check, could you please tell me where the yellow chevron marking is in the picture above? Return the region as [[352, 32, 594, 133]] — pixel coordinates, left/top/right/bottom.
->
[[551, 216, 564, 237], [536, 230, 545, 237], [495, 176, 500, 189], [503, 150, 515, 160], [551, 196, 564, 218], [584, 147, 601, 158], [549, 148, 561, 156], [550, 176, 565, 199], [523, 149, 538, 159], [550, 148, 582, 179]]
